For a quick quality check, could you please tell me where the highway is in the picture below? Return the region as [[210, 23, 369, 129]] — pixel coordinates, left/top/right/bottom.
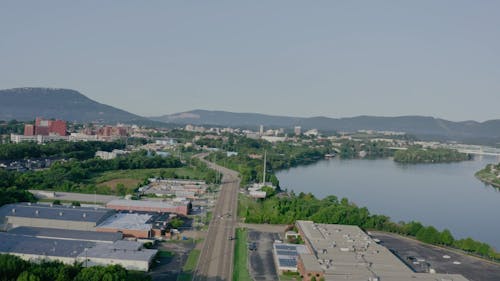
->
[[192, 153, 240, 281]]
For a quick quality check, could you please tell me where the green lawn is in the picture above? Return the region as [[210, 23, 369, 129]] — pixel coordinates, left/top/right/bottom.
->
[[233, 228, 252, 281], [94, 166, 208, 183], [280, 272, 302, 281], [183, 249, 200, 272], [176, 248, 201, 281], [81, 166, 213, 195], [177, 273, 192, 281], [157, 250, 175, 258]]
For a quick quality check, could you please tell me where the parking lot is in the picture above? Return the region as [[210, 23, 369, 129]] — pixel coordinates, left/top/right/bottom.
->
[[149, 241, 196, 281], [370, 231, 500, 281], [247, 230, 281, 281]]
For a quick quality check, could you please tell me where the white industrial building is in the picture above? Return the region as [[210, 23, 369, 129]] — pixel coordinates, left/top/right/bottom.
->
[[293, 221, 470, 281], [0, 203, 114, 231], [0, 230, 157, 271]]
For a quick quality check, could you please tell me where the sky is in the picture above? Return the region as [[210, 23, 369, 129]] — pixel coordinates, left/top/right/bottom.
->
[[1, 1, 499, 121]]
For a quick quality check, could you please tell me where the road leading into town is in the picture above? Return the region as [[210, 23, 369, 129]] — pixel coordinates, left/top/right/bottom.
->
[[192, 153, 240, 281]]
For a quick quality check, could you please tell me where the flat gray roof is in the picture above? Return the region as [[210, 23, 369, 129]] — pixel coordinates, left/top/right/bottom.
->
[[97, 213, 152, 231], [0, 203, 114, 223], [8, 226, 122, 243], [296, 221, 470, 281], [0, 232, 157, 265], [80, 241, 157, 261], [0, 232, 96, 258], [107, 199, 187, 208]]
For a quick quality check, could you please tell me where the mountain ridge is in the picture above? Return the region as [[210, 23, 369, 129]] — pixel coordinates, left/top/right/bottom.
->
[[1, 88, 498, 145], [0, 87, 157, 125], [152, 109, 500, 144]]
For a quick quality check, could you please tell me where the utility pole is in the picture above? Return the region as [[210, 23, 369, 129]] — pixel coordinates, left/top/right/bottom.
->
[[263, 150, 267, 184]]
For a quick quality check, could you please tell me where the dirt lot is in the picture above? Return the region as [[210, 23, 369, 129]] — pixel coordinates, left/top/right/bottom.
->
[[98, 178, 141, 190]]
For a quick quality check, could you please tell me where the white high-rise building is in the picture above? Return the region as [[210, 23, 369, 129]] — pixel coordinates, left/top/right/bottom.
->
[[294, 126, 301, 136]]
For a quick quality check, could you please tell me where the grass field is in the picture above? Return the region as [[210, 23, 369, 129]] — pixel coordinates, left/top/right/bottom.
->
[[177, 248, 201, 281], [98, 178, 142, 191], [280, 272, 302, 281], [89, 166, 211, 194], [157, 250, 175, 258], [183, 249, 200, 272], [233, 228, 252, 281]]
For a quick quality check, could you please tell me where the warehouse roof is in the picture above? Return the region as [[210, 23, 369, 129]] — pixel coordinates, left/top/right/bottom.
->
[[97, 213, 152, 231], [296, 221, 470, 281], [107, 199, 187, 209], [0, 232, 95, 258], [8, 226, 122, 243], [80, 241, 157, 261], [0, 203, 114, 223]]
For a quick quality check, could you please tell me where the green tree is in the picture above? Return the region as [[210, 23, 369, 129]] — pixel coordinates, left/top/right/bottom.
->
[[16, 271, 40, 281], [170, 218, 184, 229], [116, 184, 127, 196], [0, 254, 28, 281], [416, 226, 440, 244], [74, 265, 127, 281], [440, 229, 454, 246]]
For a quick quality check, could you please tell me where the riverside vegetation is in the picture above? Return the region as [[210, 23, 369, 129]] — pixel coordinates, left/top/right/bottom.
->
[[202, 135, 332, 186], [209, 137, 500, 261], [394, 147, 471, 164], [475, 163, 500, 188]]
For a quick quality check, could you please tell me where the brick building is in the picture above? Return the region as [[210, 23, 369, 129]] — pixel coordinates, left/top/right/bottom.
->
[[23, 117, 67, 136]]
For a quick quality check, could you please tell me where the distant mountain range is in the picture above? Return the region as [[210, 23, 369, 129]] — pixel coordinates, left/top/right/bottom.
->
[[1, 88, 499, 145], [153, 110, 500, 145], [0, 88, 159, 125]]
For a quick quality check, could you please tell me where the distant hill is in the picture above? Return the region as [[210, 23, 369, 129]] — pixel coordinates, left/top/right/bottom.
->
[[2, 88, 498, 145], [152, 110, 500, 144], [0, 88, 161, 125]]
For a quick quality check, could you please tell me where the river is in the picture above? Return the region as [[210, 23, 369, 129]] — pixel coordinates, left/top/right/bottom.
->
[[276, 155, 500, 249]]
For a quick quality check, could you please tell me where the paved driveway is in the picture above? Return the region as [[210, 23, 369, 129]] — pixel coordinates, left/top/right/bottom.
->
[[248, 230, 281, 281]]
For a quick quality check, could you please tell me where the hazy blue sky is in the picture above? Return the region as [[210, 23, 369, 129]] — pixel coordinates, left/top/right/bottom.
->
[[1, 1, 499, 121]]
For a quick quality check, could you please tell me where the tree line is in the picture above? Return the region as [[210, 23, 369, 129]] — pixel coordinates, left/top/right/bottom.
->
[[0, 254, 150, 281], [394, 147, 471, 163], [0, 120, 25, 135], [239, 192, 500, 260], [204, 135, 332, 186], [338, 140, 394, 159], [0, 141, 126, 161], [0, 150, 183, 198]]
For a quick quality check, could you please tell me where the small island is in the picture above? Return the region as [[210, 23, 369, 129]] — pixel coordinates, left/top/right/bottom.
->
[[475, 163, 500, 188], [393, 147, 472, 164]]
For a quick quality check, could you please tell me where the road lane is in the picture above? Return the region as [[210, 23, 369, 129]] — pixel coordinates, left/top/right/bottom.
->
[[193, 153, 240, 281]]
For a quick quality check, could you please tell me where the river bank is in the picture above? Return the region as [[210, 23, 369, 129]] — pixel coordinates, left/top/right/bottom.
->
[[276, 156, 500, 250], [475, 164, 500, 188]]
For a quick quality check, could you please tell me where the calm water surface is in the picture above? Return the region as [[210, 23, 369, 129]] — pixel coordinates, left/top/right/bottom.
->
[[277, 156, 500, 249]]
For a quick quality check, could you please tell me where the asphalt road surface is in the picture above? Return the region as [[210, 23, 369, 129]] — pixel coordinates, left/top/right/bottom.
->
[[248, 231, 280, 281], [371, 231, 500, 281], [193, 153, 240, 281]]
